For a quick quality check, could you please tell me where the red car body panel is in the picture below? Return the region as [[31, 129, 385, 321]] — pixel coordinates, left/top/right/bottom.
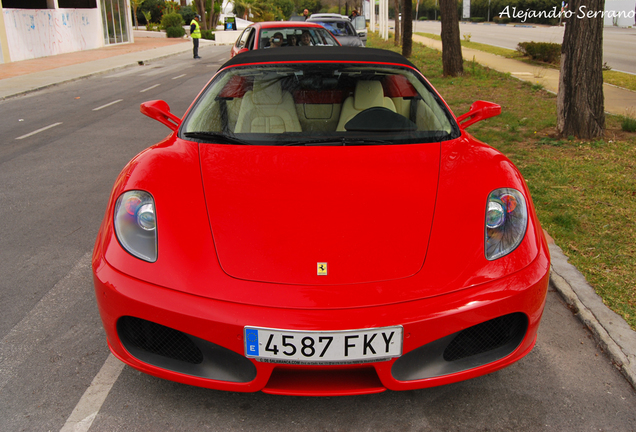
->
[[93, 246, 549, 394], [199, 143, 440, 285], [97, 136, 542, 308], [92, 48, 550, 395]]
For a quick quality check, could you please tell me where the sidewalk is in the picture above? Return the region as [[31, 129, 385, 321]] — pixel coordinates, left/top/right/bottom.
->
[[0, 36, 199, 100], [412, 34, 636, 116], [0, 34, 634, 390]]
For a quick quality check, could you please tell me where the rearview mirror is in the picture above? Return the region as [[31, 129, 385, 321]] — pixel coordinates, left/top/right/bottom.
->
[[140, 100, 181, 131], [456, 100, 501, 129]]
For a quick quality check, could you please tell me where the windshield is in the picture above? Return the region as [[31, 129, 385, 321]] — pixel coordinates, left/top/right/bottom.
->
[[258, 27, 339, 48], [181, 63, 459, 146], [311, 20, 357, 37]]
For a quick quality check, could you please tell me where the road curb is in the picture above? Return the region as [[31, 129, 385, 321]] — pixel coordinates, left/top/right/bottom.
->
[[548, 242, 636, 389]]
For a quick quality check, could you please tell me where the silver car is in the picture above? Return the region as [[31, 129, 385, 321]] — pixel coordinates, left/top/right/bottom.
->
[[307, 14, 367, 46]]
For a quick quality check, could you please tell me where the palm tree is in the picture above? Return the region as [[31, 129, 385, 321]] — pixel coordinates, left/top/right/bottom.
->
[[131, 0, 144, 30], [233, 0, 264, 20]]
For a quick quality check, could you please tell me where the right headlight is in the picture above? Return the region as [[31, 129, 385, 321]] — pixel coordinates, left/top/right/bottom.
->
[[485, 188, 528, 261], [114, 190, 157, 262]]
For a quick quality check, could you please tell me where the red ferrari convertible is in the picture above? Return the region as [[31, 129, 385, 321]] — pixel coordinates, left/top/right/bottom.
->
[[92, 47, 550, 396]]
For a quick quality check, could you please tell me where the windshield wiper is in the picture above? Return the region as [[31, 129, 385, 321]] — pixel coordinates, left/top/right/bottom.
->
[[283, 138, 393, 146], [183, 132, 250, 145]]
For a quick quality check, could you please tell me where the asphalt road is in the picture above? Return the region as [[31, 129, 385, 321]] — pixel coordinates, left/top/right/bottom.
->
[[0, 44, 635, 431], [412, 20, 636, 74]]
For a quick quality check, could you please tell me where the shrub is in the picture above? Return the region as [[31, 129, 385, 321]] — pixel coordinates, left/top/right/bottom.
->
[[161, 12, 184, 30], [493, 16, 510, 24], [166, 26, 185, 38], [470, 17, 485, 22], [201, 29, 215, 40], [622, 115, 636, 132], [517, 41, 561, 65]]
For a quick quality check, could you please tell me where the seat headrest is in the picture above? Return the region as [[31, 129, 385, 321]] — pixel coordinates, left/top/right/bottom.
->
[[354, 81, 385, 110], [252, 79, 283, 105], [382, 75, 418, 98]]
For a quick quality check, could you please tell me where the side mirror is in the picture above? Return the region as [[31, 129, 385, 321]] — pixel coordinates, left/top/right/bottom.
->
[[353, 16, 366, 31], [140, 100, 181, 131], [456, 100, 501, 129]]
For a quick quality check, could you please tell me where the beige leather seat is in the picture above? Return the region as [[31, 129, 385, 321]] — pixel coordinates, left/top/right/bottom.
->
[[336, 81, 396, 131], [234, 78, 302, 133]]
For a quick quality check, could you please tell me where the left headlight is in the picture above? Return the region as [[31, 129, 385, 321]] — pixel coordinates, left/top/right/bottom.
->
[[114, 190, 157, 262], [485, 188, 527, 261]]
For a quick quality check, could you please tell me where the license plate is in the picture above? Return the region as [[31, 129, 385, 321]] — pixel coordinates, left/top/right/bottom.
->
[[244, 326, 403, 365]]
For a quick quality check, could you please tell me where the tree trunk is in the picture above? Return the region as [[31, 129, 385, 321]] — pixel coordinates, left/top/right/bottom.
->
[[133, 5, 139, 30], [196, 0, 208, 30], [400, 0, 405, 41], [393, 0, 400, 46], [439, 0, 463, 77], [402, 0, 412, 57], [209, 0, 217, 31], [557, 0, 605, 138]]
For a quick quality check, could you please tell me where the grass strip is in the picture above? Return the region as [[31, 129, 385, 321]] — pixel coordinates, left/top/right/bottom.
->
[[369, 32, 636, 330]]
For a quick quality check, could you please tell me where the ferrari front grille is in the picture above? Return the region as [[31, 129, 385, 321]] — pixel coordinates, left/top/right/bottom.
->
[[118, 316, 204, 364], [443, 313, 527, 362], [392, 312, 528, 381], [116, 316, 257, 383]]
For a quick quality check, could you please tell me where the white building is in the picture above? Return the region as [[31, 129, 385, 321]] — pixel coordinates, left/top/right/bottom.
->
[[0, 0, 134, 64]]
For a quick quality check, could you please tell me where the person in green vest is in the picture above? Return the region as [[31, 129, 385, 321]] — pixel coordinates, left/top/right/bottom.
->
[[190, 14, 202, 59]]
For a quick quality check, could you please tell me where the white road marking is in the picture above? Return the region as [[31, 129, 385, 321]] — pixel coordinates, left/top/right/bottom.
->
[[140, 84, 160, 93], [0, 253, 92, 391], [59, 354, 125, 432], [92, 99, 123, 111], [0, 252, 123, 430], [172, 73, 187, 80], [15, 122, 62, 140]]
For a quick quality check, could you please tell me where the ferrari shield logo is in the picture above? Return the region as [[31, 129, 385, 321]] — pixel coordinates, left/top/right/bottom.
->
[[317, 262, 328, 275]]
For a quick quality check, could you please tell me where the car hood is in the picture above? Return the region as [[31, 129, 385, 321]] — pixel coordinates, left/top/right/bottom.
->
[[200, 143, 440, 285]]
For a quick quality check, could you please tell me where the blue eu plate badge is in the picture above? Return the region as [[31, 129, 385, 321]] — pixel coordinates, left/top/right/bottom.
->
[[245, 328, 259, 356]]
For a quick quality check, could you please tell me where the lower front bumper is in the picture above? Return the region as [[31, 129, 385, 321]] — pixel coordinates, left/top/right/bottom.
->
[[93, 252, 549, 396]]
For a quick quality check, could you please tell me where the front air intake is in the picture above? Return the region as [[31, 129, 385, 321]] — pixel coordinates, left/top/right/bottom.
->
[[443, 313, 527, 362], [392, 313, 528, 381], [118, 316, 204, 364], [116, 316, 257, 383]]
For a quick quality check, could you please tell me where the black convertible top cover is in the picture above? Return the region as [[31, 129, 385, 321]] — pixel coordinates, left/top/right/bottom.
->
[[220, 47, 418, 70]]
